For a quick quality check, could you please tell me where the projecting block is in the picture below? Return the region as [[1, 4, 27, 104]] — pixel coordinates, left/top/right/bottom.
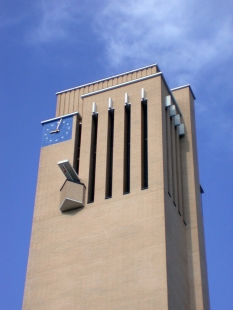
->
[[60, 180, 85, 212]]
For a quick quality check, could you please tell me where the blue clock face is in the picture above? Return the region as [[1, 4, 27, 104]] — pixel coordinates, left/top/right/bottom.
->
[[41, 115, 73, 147]]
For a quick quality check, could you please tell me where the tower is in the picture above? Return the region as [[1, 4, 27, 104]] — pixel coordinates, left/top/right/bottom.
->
[[23, 64, 210, 309]]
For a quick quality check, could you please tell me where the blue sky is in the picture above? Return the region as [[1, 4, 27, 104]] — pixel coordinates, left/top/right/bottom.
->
[[1, 0, 233, 308]]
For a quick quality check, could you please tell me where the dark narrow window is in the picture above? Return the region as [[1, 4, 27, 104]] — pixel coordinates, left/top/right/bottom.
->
[[76, 123, 82, 174], [141, 99, 148, 189], [88, 113, 98, 203], [176, 126, 182, 215], [105, 108, 114, 198], [123, 103, 131, 194], [170, 117, 178, 207], [166, 108, 172, 197]]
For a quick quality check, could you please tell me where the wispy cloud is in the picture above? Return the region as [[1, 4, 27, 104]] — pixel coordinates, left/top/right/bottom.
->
[[94, 0, 233, 155], [95, 0, 233, 84], [23, 0, 233, 154], [22, 0, 233, 77]]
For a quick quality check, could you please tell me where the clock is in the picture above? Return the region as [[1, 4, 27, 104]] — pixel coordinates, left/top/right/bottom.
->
[[41, 115, 73, 147]]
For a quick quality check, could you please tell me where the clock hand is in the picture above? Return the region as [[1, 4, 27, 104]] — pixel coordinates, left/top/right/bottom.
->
[[56, 118, 62, 131], [50, 118, 62, 134]]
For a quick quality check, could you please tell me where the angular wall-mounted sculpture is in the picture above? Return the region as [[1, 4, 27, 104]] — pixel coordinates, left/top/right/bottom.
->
[[60, 180, 85, 212]]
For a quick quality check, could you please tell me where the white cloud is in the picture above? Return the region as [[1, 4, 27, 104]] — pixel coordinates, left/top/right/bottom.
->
[[93, 0, 233, 156], [24, 0, 233, 155], [95, 0, 233, 85], [24, 0, 233, 77]]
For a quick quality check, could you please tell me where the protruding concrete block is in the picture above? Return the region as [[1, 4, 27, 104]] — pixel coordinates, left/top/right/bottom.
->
[[60, 180, 85, 212]]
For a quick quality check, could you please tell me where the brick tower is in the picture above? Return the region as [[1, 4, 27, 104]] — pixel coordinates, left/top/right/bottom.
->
[[23, 64, 210, 310]]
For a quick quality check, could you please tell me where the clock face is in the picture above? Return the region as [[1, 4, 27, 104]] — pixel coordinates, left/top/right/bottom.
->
[[41, 115, 73, 147]]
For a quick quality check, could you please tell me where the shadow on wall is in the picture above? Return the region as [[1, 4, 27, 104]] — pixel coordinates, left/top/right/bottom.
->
[[62, 206, 84, 216]]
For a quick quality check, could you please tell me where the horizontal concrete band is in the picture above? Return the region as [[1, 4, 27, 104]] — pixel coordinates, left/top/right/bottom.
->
[[171, 84, 196, 100], [41, 111, 81, 124], [81, 72, 182, 116], [56, 63, 159, 95], [81, 73, 162, 98]]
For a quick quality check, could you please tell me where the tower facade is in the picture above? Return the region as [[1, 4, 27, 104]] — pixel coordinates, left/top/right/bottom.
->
[[23, 64, 210, 309]]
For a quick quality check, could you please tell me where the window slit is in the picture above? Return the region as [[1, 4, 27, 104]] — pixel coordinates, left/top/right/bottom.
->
[[105, 109, 114, 198], [76, 123, 82, 174], [123, 103, 131, 194], [166, 108, 172, 197], [141, 99, 148, 189], [176, 126, 181, 214], [170, 117, 175, 203], [73, 119, 82, 175], [171, 116, 178, 207], [88, 113, 98, 203]]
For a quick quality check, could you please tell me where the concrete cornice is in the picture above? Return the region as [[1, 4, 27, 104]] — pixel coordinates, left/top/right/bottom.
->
[[56, 64, 158, 95]]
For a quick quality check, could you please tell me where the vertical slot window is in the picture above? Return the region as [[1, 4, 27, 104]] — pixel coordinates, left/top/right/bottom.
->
[[123, 103, 131, 194], [105, 109, 114, 198], [170, 117, 178, 207], [88, 113, 98, 203], [176, 125, 184, 218], [75, 122, 82, 174], [73, 117, 82, 175], [166, 109, 172, 197], [141, 99, 148, 189]]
